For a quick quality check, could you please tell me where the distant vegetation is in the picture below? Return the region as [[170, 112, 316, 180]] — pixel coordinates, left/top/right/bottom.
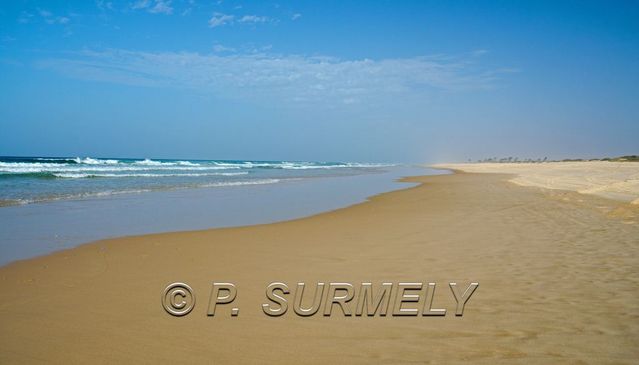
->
[[602, 155, 639, 162], [468, 155, 638, 163]]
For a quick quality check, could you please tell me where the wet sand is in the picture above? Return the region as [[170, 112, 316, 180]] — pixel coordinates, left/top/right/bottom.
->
[[1, 171, 638, 364]]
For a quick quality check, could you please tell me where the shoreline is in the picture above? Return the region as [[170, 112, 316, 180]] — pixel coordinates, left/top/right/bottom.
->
[[1, 170, 638, 363], [0, 165, 441, 266], [0, 167, 439, 269]]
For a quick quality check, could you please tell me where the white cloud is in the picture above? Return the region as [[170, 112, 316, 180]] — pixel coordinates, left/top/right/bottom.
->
[[212, 44, 235, 53], [238, 15, 269, 23], [34, 9, 71, 25], [472, 49, 489, 57], [149, 0, 173, 14], [131, 0, 150, 10], [209, 13, 273, 28], [54, 16, 70, 24], [96, 0, 114, 11], [132, 0, 173, 15], [38, 49, 508, 106], [18, 11, 34, 24], [38, 9, 53, 17], [292, 13, 301, 20], [209, 12, 234, 27]]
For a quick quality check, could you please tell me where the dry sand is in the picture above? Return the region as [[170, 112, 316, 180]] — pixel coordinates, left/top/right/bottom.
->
[[1, 171, 638, 364], [433, 161, 639, 204]]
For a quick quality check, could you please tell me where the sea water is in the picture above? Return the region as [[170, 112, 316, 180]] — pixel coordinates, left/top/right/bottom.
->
[[0, 156, 445, 265]]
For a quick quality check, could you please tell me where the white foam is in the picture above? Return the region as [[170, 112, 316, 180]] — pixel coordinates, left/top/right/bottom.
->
[[201, 179, 281, 187], [176, 161, 200, 166], [0, 165, 239, 174], [210, 161, 394, 169], [74, 157, 119, 165], [0, 160, 393, 174], [52, 172, 248, 179], [7, 178, 284, 205], [133, 158, 197, 166]]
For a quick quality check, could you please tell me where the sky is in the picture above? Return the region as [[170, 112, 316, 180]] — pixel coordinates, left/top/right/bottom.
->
[[0, 0, 637, 163]]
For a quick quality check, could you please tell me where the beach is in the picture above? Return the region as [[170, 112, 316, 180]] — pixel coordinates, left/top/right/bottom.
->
[[434, 161, 639, 204], [1, 168, 638, 363]]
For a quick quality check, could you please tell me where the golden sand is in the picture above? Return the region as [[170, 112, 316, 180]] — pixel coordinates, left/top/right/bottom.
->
[[1, 172, 638, 363]]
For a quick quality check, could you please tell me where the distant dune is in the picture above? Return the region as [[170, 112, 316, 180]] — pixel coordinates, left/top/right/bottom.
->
[[433, 161, 639, 204]]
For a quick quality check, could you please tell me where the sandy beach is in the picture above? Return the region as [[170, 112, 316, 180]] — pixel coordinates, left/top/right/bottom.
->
[[1, 170, 638, 364], [434, 161, 639, 204]]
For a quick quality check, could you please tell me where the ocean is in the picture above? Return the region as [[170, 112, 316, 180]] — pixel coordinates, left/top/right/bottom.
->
[[0, 156, 445, 265], [0, 156, 393, 206]]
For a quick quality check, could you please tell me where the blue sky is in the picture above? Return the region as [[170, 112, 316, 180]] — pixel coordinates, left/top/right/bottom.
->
[[1, 1, 637, 162]]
